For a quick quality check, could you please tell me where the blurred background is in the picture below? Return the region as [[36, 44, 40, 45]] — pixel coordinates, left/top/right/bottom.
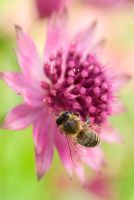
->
[[0, 0, 134, 200]]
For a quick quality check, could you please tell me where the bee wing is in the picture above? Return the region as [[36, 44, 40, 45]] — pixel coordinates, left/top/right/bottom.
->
[[99, 124, 123, 143], [89, 124, 101, 134], [66, 134, 82, 168]]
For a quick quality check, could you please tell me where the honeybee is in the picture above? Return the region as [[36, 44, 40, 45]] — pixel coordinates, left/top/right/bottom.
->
[[56, 111, 100, 148]]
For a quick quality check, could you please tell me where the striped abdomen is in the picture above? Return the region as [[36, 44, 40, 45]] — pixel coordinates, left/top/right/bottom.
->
[[76, 129, 100, 147]]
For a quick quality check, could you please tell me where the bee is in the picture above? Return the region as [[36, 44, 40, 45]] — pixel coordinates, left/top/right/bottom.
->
[[56, 111, 100, 148]]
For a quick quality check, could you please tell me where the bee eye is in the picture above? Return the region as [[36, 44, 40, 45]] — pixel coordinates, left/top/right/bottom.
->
[[56, 111, 70, 126], [56, 116, 64, 125], [62, 111, 70, 118]]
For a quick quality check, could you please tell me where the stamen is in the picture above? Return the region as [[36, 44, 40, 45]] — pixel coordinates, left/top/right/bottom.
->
[[42, 46, 114, 124], [81, 70, 88, 78]]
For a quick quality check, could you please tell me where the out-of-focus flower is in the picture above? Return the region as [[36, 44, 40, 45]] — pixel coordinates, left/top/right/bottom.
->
[[84, 0, 132, 8], [35, 0, 67, 18], [86, 174, 115, 200], [0, 11, 128, 182]]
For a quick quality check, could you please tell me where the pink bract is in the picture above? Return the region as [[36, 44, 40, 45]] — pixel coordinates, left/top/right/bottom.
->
[[0, 11, 128, 181]]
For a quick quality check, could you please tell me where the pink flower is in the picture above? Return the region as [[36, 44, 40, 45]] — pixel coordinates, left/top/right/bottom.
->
[[84, 0, 131, 8], [35, 0, 67, 18], [0, 11, 128, 181], [86, 173, 116, 200]]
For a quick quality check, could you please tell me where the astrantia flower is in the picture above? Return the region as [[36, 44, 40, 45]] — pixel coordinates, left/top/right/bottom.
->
[[0, 12, 127, 182], [35, 0, 67, 18], [86, 174, 115, 200]]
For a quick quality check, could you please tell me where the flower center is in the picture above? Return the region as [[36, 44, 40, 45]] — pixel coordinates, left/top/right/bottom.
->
[[41, 44, 113, 124]]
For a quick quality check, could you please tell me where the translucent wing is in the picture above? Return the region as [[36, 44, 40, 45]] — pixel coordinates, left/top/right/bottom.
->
[[89, 123, 102, 135], [85, 117, 102, 134], [98, 123, 122, 143], [66, 134, 82, 168]]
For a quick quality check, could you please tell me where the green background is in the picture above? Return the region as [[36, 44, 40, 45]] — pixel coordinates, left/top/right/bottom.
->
[[0, 1, 134, 200]]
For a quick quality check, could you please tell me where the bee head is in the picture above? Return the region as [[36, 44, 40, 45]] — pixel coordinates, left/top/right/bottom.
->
[[56, 111, 70, 126]]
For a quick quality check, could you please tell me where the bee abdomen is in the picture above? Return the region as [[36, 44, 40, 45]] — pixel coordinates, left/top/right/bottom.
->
[[76, 130, 100, 147], [86, 132, 100, 147]]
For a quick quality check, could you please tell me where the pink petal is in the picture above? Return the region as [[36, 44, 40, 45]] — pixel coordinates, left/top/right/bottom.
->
[[36, 0, 66, 18], [111, 99, 125, 115], [84, 147, 105, 171], [0, 72, 44, 99], [15, 25, 44, 82], [0, 72, 45, 108], [74, 165, 86, 184], [22, 87, 44, 107], [55, 129, 73, 177], [33, 113, 54, 179], [112, 73, 131, 91], [101, 123, 123, 144], [45, 10, 68, 58], [72, 21, 97, 53], [2, 104, 42, 130], [91, 39, 106, 55], [105, 68, 131, 91], [0, 72, 27, 93]]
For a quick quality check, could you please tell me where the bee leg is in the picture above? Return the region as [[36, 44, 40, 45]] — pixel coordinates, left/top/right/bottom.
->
[[85, 117, 90, 124]]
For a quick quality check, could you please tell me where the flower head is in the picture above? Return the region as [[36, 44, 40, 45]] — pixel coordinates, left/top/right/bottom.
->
[[35, 0, 67, 18], [0, 11, 128, 181], [86, 173, 115, 200]]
